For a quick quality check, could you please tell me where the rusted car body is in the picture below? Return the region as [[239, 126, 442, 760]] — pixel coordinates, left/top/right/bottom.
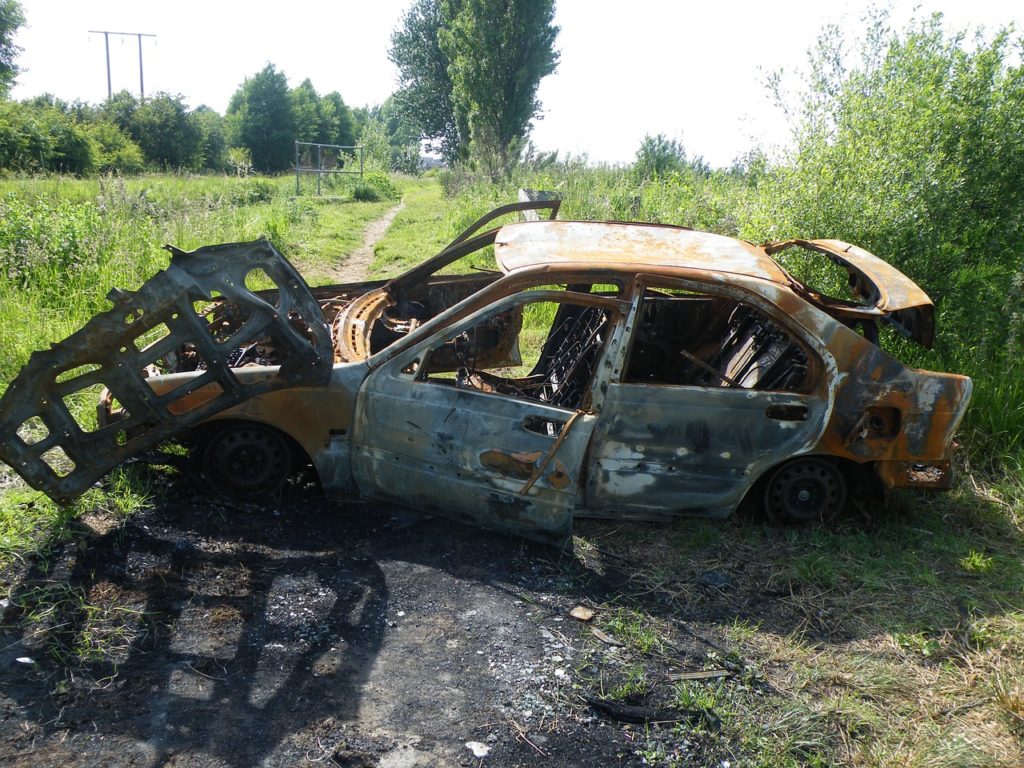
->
[[0, 199, 971, 543]]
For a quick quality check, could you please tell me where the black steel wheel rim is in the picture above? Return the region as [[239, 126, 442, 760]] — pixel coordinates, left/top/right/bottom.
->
[[202, 425, 291, 495], [765, 459, 846, 523]]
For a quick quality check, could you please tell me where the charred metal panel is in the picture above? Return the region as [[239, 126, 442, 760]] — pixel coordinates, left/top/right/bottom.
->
[[350, 290, 622, 543], [814, 322, 972, 468], [352, 378, 597, 543], [765, 239, 935, 346], [586, 383, 828, 517], [0, 240, 332, 502], [495, 222, 789, 283]]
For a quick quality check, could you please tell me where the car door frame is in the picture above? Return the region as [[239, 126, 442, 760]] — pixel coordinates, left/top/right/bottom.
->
[[585, 273, 837, 518], [351, 285, 631, 543]]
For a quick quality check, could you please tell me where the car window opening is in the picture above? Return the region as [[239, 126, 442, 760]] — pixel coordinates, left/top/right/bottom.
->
[[422, 298, 611, 411], [624, 286, 812, 393]]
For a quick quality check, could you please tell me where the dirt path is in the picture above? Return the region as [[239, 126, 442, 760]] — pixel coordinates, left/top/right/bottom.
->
[[328, 202, 405, 284]]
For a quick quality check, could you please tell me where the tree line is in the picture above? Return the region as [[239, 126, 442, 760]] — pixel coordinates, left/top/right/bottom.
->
[[0, 0, 562, 178], [0, 64, 420, 176]]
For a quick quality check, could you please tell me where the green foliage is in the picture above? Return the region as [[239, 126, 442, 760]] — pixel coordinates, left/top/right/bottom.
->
[[390, 0, 465, 163], [226, 63, 296, 173], [363, 171, 398, 201], [290, 78, 321, 144], [83, 121, 144, 174], [378, 95, 422, 174], [100, 91, 209, 171], [226, 146, 253, 176], [754, 11, 1024, 466], [0, 99, 98, 174], [0, 0, 23, 95], [359, 116, 392, 172], [321, 91, 356, 148], [126, 92, 204, 170], [439, 0, 559, 177], [193, 105, 228, 171], [352, 183, 380, 202], [391, 0, 559, 175], [634, 133, 687, 180]]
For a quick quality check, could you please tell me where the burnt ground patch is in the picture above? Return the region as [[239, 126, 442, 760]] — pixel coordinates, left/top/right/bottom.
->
[[0, 484, 731, 767], [3, 478, 1021, 767]]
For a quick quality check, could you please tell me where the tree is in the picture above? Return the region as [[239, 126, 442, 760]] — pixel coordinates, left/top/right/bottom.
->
[[101, 90, 139, 134], [439, 0, 559, 176], [84, 121, 144, 173], [0, 0, 24, 95], [226, 63, 295, 173], [321, 91, 355, 147], [389, 0, 466, 163], [290, 78, 321, 143], [758, 11, 1024, 453], [634, 134, 687, 180], [0, 100, 96, 174], [193, 105, 228, 171], [129, 93, 203, 169]]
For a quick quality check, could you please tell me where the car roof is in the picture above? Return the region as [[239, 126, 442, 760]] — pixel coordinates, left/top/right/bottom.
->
[[494, 220, 790, 283]]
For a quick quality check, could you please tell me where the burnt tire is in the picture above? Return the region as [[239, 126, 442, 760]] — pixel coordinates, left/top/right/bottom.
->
[[764, 457, 847, 525], [200, 423, 292, 497]]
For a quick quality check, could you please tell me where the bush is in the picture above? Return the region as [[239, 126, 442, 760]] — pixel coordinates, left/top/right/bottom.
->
[[352, 183, 380, 202], [0, 101, 97, 174], [750, 12, 1024, 464], [353, 170, 398, 202], [83, 121, 143, 174]]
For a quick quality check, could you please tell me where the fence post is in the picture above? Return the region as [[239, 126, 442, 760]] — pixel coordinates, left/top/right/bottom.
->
[[295, 141, 300, 195], [316, 144, 322, 196]]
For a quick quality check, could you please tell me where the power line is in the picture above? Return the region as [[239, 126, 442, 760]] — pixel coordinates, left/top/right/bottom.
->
[[88, 30, 157, 100]]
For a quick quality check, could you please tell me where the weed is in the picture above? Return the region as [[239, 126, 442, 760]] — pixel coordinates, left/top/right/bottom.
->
[[601, 607, 665, 655], [604, 663, 650, 701]]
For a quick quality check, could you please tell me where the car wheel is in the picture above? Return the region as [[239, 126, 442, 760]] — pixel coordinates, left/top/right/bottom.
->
[[764, 458, 847, 524], [201, 423, 292, 496]]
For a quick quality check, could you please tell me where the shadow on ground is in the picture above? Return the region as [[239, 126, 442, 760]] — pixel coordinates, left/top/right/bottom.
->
[[1, 480, 1020, 767]]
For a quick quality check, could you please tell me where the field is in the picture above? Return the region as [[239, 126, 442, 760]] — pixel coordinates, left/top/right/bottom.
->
[[0, 170, 1022, 767]]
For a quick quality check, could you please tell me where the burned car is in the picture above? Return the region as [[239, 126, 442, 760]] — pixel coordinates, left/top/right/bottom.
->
[[0, 199, 972, 543]]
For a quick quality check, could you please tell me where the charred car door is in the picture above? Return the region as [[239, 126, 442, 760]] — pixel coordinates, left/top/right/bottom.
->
[[585, 278, 832, 518], [351, 288, 627, 544]]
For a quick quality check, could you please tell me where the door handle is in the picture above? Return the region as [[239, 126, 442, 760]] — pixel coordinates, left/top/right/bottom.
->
[[765, 404, 809, 421]]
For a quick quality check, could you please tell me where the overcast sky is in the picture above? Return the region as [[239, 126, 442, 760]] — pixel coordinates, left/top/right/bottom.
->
[[10, 0, 1023, 167]]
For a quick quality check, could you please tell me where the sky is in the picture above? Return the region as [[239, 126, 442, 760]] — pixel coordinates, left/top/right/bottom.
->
[[9, 0, 1024, 168]]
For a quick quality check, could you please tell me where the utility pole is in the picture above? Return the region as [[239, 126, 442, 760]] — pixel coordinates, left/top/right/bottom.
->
[[89, 30, 156, 100]]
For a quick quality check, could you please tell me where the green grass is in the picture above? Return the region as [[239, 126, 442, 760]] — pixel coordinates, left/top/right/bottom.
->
[[572, 478, 1024, 765]]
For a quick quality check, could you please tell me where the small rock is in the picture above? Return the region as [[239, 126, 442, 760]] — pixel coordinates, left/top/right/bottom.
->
[[465, 741, 490, 758], [15, 657, 34, 665], [569, 605, 595, 622]]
